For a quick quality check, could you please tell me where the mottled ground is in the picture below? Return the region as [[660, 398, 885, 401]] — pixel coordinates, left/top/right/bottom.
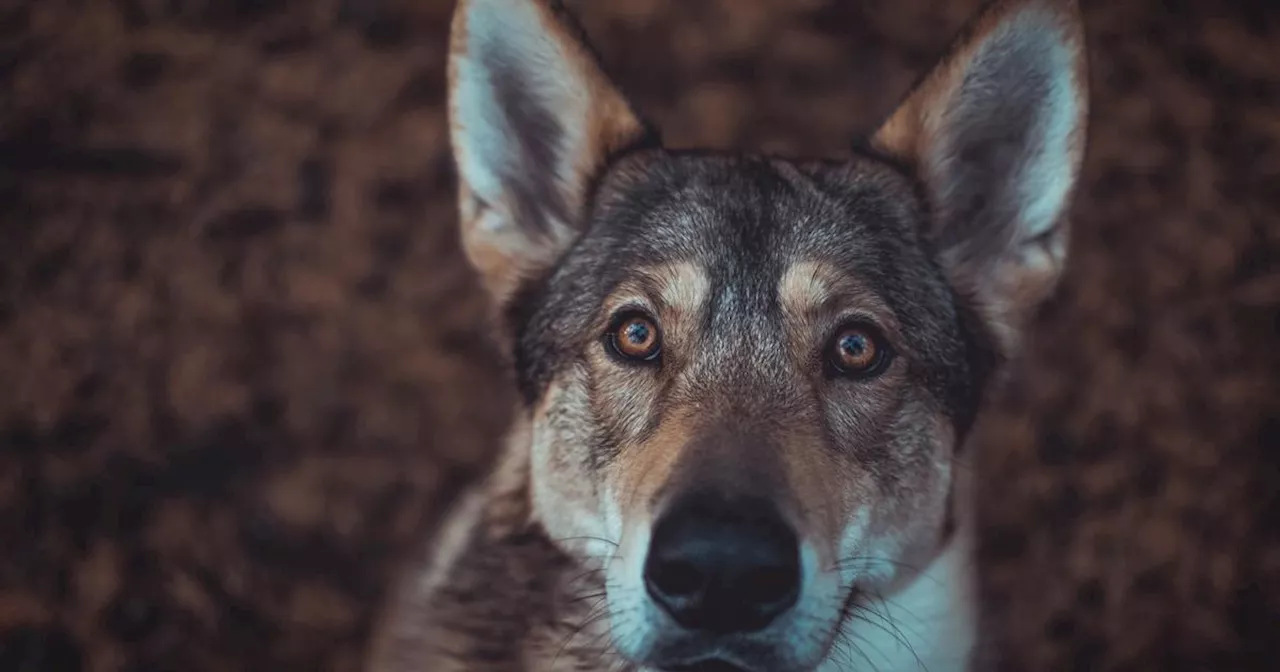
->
[[0, 0, 1276, 671]]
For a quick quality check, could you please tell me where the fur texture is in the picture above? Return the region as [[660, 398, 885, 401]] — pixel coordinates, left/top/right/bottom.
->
[[370, 1, 1086, 670]]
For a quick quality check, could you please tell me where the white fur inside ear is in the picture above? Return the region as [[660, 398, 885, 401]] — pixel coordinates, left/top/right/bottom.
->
[[453, 0, 589, 209], [1004, 13, 1081, 246], [930, 5, 1083, 264]]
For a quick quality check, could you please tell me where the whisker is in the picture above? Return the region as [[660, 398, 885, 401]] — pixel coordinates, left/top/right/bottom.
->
[[874, 589, 939, 636], [563, 566, 612, 592], [550, 598, 614, 669], [563, 591, 608, 605], [836, 630, 884, 672], [828, 555, 926, 574], [827, 556, 948, 593], [548, 535, 621, 548], [862, 592, 928, 672], [851, 610, 923, 670]]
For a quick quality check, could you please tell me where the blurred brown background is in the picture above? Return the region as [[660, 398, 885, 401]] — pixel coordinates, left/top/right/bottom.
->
[[1, 0, 1277, 670]]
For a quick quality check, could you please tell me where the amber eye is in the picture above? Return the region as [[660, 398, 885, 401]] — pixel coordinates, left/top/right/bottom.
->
[[607, 312, 662, 362], [826, 323, 892, 378]]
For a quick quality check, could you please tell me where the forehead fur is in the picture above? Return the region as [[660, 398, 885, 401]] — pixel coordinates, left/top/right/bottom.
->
[[778, 260, 901, 340], [602, 261, 711, 318], [510, 149, 999, 432]]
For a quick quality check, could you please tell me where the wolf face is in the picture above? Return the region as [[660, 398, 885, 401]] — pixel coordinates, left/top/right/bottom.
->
[[447, 0, 1087, 669]]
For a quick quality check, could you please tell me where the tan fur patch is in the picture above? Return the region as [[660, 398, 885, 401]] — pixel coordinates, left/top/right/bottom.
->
[[778, 260, 899, 325], [774, 425, 853, 555], [778, 259, 906, 356], [612, 408, 699, 518], [600, 261, 711, 364], [581, 263, 712, 466]]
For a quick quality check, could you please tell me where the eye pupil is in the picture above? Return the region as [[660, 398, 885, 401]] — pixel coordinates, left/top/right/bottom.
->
[[840, 333, 867, 356], [626, 321, 650, 344]]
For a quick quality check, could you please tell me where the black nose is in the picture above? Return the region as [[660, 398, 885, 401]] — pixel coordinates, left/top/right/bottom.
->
[[643, 495, 801, 634]]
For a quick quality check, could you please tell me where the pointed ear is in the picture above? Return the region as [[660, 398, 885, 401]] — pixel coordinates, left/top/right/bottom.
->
[[448, 0, 649, 306], [871, 0, 1088, 344]]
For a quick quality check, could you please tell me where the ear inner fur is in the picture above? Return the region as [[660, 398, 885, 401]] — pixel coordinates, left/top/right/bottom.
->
[[448, 0, 649, 308], [870, 0, 1088, 344]]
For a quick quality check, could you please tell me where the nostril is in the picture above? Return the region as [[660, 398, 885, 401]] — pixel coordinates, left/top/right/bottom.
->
[[649, 558, 705, 598], [744, 564, 800, 606]]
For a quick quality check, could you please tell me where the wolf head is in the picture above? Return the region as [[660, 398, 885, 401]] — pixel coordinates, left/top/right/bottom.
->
[[447, 0, 1087, 669]]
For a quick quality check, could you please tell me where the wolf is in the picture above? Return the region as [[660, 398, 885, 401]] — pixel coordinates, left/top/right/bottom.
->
[[367, 0, 1087, 669]]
